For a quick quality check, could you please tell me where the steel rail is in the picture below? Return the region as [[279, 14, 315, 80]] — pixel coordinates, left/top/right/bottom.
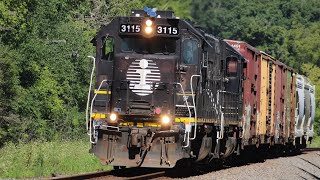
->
[[47, 170, 112, 180], [48, 168, 167, 180], [301, 147, 320, 152], [124, 171, 166, 180]]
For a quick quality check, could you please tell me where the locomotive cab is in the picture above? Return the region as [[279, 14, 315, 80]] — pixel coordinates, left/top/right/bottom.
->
[[87, 9, 244, 168]]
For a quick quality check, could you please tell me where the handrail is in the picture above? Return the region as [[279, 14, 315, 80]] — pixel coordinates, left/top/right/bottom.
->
[[217, 90, 224, 139], [219, 105, 224, 139], [100, 124, 120, 131], [89, 79, 108, 144], [190, 75, 201, 140], [239, 115, 244, 138], [183, 132, 190, 148], [176, 83, 191, 148], [86, 56, 96, 134]]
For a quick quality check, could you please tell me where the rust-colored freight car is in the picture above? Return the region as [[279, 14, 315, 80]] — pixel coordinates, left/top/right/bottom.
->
[[224, 40, 260, 146], [259, 52, 275, 144], [225, 40, 299, 148], [259, 53, 296, 145]]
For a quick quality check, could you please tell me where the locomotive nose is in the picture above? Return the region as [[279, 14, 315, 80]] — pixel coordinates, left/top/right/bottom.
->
[[111, 54, 177, 118]]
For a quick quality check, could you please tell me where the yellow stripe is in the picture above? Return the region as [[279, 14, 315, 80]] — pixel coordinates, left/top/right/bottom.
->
[[175, 117, 240, 125], [91, 116, 241, 126], [119, 122, 134, 126], [175, 117, 195, 123], [91, 113, 106, 120], [94, 90, 111, 95], [119, 122, 161, 127], [144, 122, 161, 127], [90, 116, 161, 127]]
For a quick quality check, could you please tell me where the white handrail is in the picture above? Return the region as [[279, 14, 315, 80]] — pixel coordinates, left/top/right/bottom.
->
[[219, 105, 224, 139], [89, 79, 108, 144], [183, 132, 190, 148], [86, 56, 96, 134], [190, 75, 200, 140], [176, 83, 192, 122], [217, 90, 224, 139], [176, 83, 192, 148]]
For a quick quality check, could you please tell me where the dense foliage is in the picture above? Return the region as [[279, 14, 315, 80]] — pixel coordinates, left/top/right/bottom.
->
[[191, 0, 320, 135], [0, 0, 141, 145], [0, 0, 319, 145]]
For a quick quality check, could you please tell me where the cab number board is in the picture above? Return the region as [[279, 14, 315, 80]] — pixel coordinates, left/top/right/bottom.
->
[[120, 24, 141, 33], [157, 25, 179, 35]]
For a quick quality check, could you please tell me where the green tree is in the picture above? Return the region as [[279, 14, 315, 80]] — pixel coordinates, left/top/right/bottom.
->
[[302, 64, 320, 135], [0, 45, 25, 145], [1, 0, 146, 144], [191, 0, 320, 136]]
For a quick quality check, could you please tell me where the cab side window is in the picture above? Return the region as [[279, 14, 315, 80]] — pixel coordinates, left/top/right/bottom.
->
[[102, 36, 114, 61], [182, 39, 198, 64], [226, 57, 238, 77]]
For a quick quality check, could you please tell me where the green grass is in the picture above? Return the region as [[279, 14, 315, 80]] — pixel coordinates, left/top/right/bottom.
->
[[1, 135, 318, 179], [0, 140, 111, 178], [309, 135, 320, 148]]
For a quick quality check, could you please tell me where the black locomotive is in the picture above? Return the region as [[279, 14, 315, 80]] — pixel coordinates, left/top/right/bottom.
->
[[86, 9, 314, 168]]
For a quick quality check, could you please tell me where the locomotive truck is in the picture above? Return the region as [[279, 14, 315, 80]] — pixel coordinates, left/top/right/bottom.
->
[[86, 9, 315, 168]]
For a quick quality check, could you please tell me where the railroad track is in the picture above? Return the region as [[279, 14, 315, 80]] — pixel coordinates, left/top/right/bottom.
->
[[301, 147, 320, 152], [48, 168, 166, 180], [48, 170, 113, 180], [49, 148, 320, 180]]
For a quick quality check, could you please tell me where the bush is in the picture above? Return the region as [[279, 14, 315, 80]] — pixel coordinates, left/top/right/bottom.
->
[[0, 140, 111, 178]]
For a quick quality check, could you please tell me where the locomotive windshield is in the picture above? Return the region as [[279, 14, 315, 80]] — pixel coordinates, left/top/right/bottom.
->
[[121, 37, 176, 54]]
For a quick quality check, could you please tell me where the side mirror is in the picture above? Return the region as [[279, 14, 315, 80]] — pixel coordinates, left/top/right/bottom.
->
[[202, 51, 208, 68]]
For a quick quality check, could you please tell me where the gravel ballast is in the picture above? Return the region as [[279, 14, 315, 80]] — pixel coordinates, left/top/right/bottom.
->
[[184, 151, 320, 180]]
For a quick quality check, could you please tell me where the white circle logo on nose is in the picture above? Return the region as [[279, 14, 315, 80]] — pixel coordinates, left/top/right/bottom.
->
[[126, 59, 161, 96]]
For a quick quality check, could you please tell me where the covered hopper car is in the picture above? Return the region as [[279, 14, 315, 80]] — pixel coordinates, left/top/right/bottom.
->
[[86, 9, 315, 168]]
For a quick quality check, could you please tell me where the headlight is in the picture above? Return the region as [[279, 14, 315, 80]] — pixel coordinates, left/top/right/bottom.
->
[[142, 18, 155, 38], [145, 19, 153, 26], [110, 113, 117, 122], [145, 26, 153, 34], [161, 115, 170, 124]]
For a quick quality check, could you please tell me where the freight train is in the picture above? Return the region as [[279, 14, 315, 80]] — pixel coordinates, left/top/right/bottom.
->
[[86, 9, 315, 168]]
